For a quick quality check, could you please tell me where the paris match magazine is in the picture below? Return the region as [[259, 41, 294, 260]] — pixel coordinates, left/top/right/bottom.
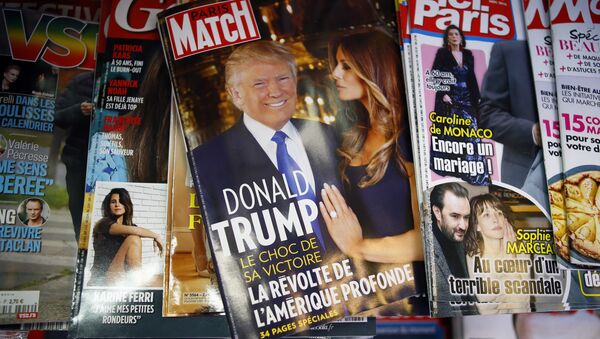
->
[[159, 0, 426, 337], [0, 3, 99, 327], [549, 0, 600, 267]]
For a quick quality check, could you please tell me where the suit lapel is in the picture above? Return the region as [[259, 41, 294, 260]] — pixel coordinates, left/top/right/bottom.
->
[[229, 119, 280, 179], [233, 118, 339, 197]]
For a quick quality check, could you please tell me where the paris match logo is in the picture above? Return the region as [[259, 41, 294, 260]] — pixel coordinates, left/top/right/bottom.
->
[[164, 0, 260, 60]]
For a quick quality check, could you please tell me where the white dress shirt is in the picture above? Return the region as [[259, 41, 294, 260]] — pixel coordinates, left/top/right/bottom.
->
[[243, 113, 316, 193]]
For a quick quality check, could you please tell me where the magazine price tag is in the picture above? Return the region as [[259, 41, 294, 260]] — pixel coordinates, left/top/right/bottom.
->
[[0, 291, 39, 318]]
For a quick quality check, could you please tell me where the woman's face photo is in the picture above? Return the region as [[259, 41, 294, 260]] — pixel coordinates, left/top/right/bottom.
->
[[109, 193, 126, 217], [476, 204, 505, 239], [332, 47, 366, 102], [447, 28, 462, 48], [4, 68, 19, 83]]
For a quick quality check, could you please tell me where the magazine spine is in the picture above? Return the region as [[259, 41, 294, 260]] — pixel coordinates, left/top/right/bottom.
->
[[68, 249, 87, 338]]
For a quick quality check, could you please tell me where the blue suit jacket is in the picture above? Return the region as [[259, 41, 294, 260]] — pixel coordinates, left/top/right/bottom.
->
[[191, 118, 341, 244], [479, 40, 539, 188], [190, 118, 344, 332]]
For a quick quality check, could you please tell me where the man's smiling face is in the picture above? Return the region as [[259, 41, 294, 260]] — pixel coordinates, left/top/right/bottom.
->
[[229, 60, 297, 130]]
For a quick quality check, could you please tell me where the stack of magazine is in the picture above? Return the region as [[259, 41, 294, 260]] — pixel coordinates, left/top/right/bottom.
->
[[71, 0, 372, 338], [398, 0, 600, 317], [1, 0, 600, 338]]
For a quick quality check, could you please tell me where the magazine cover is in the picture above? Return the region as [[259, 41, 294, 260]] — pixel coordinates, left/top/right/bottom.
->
[[405, 0, 581, 316], [163, 104, 224, 316], [523, 0, 574, 269], [159, 0, 426, 337], [397, 0, 496, 316], [0, 3, 99, 327], [549, 0, 600, 267], [523, 0, 598, 272], [68, 0, 228, 337], [162, 54, 377, 332]]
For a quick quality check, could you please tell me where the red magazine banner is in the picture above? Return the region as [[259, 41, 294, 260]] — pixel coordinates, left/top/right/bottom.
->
[[163, 0, 260, 60], [550, 0, 600, 24], [409, 0, 516, 39], [524, 0, 552, 29], [108, 0, 178, 40]]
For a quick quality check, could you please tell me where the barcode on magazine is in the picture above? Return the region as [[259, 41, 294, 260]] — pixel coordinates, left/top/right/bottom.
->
[[331, 316, 367, 323], [21, 321, 69, 331], [1, 304, 38, 314], [0, 291, 39, 316]]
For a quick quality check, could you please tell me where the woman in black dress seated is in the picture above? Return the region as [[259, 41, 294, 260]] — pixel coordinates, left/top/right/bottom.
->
[[89, 188, 163, 285], [320, 30, 426, 314], [431, 24, 489, 185]]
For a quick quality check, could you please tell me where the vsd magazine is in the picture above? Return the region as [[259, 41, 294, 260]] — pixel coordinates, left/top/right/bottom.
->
[[0, 3, 99, 328]]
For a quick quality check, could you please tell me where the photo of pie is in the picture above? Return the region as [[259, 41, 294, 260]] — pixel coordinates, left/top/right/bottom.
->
[[564, 170, 600, 261], [548, 180, 569, 260]]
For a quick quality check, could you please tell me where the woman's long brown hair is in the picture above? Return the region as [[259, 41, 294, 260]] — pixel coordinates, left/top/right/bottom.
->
[[329, 30, 408, 187], [101, 188, 134, 225], [122, 51, 171, 183], [464, 194, 515, 256]]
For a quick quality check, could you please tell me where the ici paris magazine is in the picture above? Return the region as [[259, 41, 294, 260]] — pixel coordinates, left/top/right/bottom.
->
[[405, 0, 600, 316]]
